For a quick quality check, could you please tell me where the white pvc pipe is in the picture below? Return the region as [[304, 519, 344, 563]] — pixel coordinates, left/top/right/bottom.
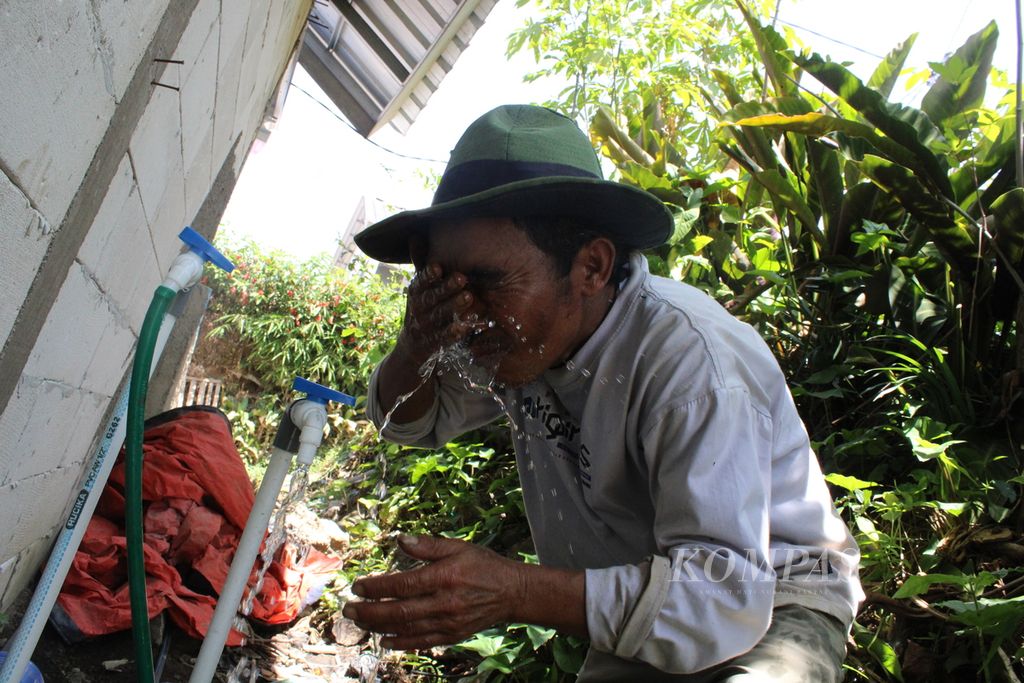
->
[[189, 446, 295, 683], [0, 312, 179, 683]]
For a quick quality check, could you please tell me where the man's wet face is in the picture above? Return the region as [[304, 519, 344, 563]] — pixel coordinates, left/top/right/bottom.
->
[[425, 217, 584, 387]]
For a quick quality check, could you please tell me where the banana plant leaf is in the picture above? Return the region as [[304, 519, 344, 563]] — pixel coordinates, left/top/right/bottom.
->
[[721, 100, 815, 176], [921, 21, 998, 129], [720, 141, 814, 242], [751, 169, 823, 243], [857, 154, 975, 267], [712, 69, 746, 109], [736, 1, 797, 97], [791, 52, 954, 197], [979, 158, 1020, 213], [806, 139, 843, 240], [833, 182, 880, 258], [722, 99, 813, 123], [950, 114, 1017, 203], [989, 188, 1024, 266], [722, 107, 784, 172], [591, 106, 654, 166], [732, 112, 924, 178], [868, 34, 918, 100], [719, 142, 760, 176]]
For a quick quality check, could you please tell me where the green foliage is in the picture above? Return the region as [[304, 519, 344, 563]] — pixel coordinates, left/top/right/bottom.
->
[[205, 235, 405, 403], [220, 393, 280, 477], [200, 236, 407, 480], [311, 422, 583, 681], [511, 4, 1024, 680], [455, 624, 586, 681], [357, 438, 528, 542], [509, 0, 774, 173]]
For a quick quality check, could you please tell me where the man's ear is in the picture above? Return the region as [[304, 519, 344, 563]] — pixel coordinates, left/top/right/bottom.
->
[[573, 237, 616, 296]]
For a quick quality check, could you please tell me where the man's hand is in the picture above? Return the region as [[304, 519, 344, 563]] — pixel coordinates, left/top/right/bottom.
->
[[341, 535, 588, 650], [395, 260, 481, 370], [376, 255, 483, 424], [341, 535, 524, 649]]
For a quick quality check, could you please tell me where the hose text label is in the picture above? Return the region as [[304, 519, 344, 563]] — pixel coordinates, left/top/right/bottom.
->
[[66, 489, 89, 529]]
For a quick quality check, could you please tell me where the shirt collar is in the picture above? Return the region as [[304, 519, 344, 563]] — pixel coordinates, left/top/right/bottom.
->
[[544, 252, 649, 389]]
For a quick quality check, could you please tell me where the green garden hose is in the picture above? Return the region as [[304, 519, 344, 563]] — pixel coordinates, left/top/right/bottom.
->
[[126, 284, 176, 683]]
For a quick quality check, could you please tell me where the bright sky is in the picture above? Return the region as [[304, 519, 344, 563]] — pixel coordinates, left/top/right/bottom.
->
[[219, 0, 1021, 259]]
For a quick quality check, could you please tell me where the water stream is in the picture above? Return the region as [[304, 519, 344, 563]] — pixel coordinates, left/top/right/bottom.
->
[[347, 339, 516, 681], [243, 464, 311, 617], [221, 283, 615, 677], [222, 319, 532, 681], [226, 464, 313, 683]]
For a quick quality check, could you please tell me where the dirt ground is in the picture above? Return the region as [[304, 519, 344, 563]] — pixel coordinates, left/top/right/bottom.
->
[[0, 591, 401, 682], [0, 501, 400, 682], [1, 598, 201, 682]]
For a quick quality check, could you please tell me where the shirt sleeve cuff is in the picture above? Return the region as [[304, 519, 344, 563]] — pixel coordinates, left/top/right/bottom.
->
[[585, 561, 648, 655]]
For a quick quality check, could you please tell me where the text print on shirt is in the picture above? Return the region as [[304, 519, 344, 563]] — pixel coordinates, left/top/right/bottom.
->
[[522, 393, 593, 488]]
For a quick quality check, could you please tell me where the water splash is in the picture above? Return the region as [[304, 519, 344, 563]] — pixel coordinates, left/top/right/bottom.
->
[[357, 338, 528, 681], [355, 649, 382, 683], [382, 340, 518, 434], [377, 347, 444, 435], [363, 311, 586, 679], [226, 654, 253, 683], [378, 332, 515, 436], [239, 465, 312, 619], [227, 465, 313, 683]]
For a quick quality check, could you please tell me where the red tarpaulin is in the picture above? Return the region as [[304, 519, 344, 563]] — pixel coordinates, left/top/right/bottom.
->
[[55, 407, 343, 645]]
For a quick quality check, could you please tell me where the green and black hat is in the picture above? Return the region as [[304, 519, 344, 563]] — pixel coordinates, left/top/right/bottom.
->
[[353, 104, 673, 264]]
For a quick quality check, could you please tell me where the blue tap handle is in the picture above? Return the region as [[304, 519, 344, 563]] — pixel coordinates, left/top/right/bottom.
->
[[293, 377, 356, 406], [179, 226, 235, 273]]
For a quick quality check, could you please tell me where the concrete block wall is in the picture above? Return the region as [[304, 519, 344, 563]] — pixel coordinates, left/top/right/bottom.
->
[[0, 0, 312, 611]]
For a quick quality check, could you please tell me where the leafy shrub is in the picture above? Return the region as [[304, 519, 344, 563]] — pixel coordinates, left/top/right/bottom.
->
[[205, 235, 405, 403], [511, 3, 1024, 679], [311, 420, 584, 681]]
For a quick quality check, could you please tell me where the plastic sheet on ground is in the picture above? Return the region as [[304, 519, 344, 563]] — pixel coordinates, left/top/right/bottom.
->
[[53, 407, 343, 646]]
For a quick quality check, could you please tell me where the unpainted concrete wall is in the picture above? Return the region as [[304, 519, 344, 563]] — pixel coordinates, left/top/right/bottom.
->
[[0, 0, 312, 611]]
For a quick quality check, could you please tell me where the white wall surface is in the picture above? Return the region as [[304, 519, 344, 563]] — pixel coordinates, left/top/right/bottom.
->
[[0, 0, 311, 609]]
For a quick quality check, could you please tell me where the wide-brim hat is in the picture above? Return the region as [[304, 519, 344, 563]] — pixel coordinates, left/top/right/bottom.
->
[[353, 105, 673, 264]]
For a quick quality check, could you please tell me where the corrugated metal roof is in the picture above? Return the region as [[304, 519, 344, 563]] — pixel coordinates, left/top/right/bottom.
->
[[299, 0, 498, 136]]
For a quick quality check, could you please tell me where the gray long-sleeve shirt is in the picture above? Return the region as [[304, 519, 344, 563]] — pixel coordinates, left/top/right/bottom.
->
[[367, 253, 863, 675]]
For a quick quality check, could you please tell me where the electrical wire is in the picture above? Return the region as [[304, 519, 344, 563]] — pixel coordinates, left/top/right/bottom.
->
[[774, 17, 886, 60], [942, 0, 974, 57], [287, 81, 448, 164]]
